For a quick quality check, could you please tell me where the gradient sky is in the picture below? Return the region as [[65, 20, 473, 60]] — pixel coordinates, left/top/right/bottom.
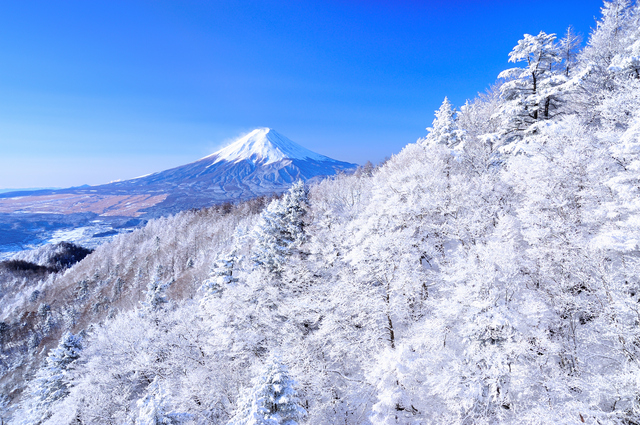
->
[[0, 0, 605, 188]]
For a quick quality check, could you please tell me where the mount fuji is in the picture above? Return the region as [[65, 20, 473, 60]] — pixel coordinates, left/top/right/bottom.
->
[[0, 129, 357, 254], [99, 127, 358, 211]]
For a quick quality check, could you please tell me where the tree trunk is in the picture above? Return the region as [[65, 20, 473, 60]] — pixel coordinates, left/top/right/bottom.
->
[[544, 97, 551, 119], [385, 288, 395, 349], [387, 312, 395, 349]]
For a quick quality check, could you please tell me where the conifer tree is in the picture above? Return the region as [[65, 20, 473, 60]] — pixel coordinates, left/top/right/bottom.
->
[[141, 277, 172, 312], [228, 356, 306, 425], [421, 97, 464, 149], [22, 332, 82, 424], [201, 250, 239, 298], [252, 181, 309, 273], [497, 31, 564, 133]]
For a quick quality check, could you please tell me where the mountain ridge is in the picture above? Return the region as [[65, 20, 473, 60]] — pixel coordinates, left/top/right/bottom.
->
[[91, 127, 357, 200]]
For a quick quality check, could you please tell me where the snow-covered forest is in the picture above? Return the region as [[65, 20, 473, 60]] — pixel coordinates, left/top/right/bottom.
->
[[3, 0, 640, 423]]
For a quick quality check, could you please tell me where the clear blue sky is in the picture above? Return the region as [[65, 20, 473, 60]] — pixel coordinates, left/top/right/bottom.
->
[[0, 0, 605, 188]]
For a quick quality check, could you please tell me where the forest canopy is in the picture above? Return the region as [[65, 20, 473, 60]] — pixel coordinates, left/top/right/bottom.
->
[[3, 1, 640, 424]]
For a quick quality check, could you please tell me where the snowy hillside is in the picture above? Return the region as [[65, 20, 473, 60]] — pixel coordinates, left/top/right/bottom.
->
[[3, 1, 640, 424]]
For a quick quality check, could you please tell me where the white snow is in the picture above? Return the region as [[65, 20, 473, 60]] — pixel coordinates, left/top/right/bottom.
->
[[131, 172, 155, 180], [209, 128, 330, 165], [49, 227, 88, 244]]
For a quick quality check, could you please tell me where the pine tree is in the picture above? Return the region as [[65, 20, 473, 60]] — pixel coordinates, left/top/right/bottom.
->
[[228, 356, 306, 425], [23, 332, 83, 424], [497, 31, 565, 133], [200, 250, 238, 299], [203, 251, 239, 294], [141, 277, 172, 312], [252, 181, 309, 273], [421, 97, 464, 149]]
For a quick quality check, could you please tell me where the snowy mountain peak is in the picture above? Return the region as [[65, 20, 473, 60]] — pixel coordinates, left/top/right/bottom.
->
[[211, 128, 329, 165]]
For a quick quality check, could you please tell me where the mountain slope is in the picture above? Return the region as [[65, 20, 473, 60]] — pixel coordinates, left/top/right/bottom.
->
[[93, 128, 357, 214], [103, 128, 356, 194]]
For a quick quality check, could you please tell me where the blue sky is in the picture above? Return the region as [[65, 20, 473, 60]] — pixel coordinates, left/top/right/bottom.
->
[[0, 0, 605, 188]]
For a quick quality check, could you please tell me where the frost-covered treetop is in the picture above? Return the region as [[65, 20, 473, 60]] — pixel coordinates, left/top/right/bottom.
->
[[421, 97, 464, 148]]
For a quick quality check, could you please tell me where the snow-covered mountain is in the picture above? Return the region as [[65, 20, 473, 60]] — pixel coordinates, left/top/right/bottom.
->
[[210, 127, 330, 165], [0, 129, 357, 254], [96, 127, 357, 212]]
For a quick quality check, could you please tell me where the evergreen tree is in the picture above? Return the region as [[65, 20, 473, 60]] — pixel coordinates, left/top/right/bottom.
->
[[141, 277, 172, 312], [252, 181, 309, 273], [421, 97, 464, 149], [228, 356, 306, 425], [23, 332, 83, 424], [201, 250, 239, 299], [497, 31, 565, 133]]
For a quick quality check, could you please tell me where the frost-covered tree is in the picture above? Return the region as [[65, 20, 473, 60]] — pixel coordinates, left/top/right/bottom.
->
[[7, 2, 640, 424], [136, 378, 191, 425], [228, 356, 305, 425], [581, 0, 632, 73], [577, 0, 635, 114], [368, 346, 423, 425], [141, 277, 172, 312], [252, 181, 309, 273], [609, 2, 640, 78], [597, 113, 640, 250], [498, 32, 564, 133], [201, 250, 238, 299], [559, 26, 583, 77], [19, 332, 82, 424], [137, 379, 171, 425], [421, 97, 464, 149]]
